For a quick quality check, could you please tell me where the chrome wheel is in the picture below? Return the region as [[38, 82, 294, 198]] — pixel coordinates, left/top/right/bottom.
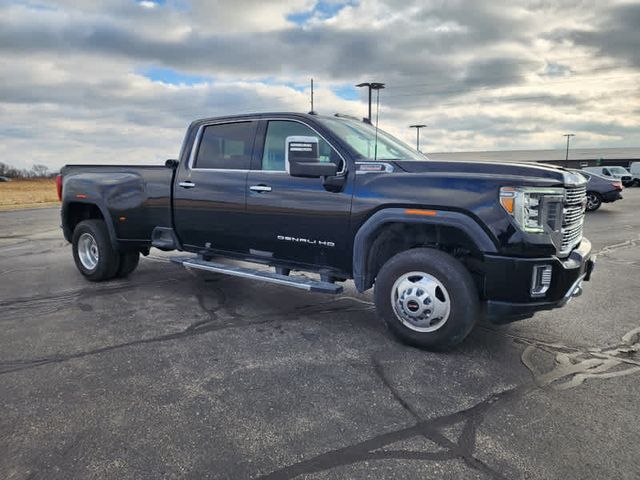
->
[[390, 271, 451, 332], [77, 232, 99, 270], [586, 192, 600, 211]]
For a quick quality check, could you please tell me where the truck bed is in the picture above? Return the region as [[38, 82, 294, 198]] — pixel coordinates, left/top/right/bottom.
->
[[60, 164, 174, 243]]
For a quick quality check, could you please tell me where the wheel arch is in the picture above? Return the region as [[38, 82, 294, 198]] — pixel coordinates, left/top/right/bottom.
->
[[62, 201, 118, 247], [352, 208, 498, 292]]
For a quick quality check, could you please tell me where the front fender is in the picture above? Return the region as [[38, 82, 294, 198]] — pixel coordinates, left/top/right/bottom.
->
[[352, 208, 498, 292]]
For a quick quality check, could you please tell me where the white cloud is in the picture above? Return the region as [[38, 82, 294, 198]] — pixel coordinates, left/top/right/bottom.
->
[[0, 0, 638, 171]]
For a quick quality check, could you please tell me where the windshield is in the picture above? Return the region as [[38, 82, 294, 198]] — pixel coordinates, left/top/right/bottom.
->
[[609, 167, 628, 175], [318, 117, 427, 161]]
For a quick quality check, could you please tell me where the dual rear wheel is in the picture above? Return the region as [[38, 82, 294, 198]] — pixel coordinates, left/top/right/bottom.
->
[[72, 219, 139, 282]]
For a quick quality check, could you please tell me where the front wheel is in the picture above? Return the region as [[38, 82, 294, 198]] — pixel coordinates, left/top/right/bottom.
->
[[374, 248, 479, 351], [586, 192, 602, 211]]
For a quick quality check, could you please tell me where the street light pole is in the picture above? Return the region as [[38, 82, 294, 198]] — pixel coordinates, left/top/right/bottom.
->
[[563, 133, 575, 161], [356, 82, 385, 123], [410, 124, 427, 151]]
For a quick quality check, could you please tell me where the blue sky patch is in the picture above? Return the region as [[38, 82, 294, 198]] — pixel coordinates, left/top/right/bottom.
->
[[288, 0, 357, 25], [136, 0, 166, 6], [333, 84, 359, 100], [140, 66, 210, 85]]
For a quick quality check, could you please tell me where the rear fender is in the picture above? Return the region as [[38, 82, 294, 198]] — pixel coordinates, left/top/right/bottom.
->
[[61, 199, 118, 247]]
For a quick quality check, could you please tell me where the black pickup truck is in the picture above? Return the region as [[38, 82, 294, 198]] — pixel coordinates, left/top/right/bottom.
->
[[58, 112, 595, 350]]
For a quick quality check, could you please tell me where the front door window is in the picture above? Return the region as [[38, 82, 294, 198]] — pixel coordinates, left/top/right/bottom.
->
[[261, 120, 341, 171]]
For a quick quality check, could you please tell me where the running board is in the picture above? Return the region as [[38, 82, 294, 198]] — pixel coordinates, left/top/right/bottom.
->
[[171, 257, 343, 294]]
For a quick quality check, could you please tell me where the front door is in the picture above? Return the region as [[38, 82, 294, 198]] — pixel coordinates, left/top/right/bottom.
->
[[245, 119, 353, 272], [173, 120, 257, 254]]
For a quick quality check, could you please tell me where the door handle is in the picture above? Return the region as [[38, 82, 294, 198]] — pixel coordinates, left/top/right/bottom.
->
[[179, 181, 196, 188], [249, 185, 272, 193]]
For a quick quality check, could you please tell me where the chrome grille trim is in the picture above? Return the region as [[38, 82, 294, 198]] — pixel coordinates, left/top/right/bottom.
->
[[558, 186, 587, 256], [563, 205, 584, 224], [565, 186, 586, 205]]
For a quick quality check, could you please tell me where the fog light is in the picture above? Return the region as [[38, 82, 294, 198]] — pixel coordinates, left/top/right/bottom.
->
[[531, 265, 552, 297]]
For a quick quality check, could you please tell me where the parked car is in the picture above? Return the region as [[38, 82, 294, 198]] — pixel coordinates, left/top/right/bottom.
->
[[630, 162, 640, 186], [574, 170, 623, 211], [583, 166, 634, 187], [57, 112, 595, 350], [0, 176, 11, 182]]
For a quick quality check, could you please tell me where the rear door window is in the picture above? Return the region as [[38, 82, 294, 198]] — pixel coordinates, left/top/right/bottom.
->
[[194, 122, 257, 170]]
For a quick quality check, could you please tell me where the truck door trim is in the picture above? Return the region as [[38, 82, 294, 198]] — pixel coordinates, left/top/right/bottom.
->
[[188, 117, 347, 176]]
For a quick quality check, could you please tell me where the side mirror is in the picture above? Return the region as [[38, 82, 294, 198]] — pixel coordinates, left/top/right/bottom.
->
[[165, 159, 179, 169], [286, 136, 338, 178]]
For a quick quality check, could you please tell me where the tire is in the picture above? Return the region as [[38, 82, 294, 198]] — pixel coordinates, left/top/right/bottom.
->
[[116, 251, 140, 278], [72, 219, 120, 281], [586, 192, 602, 212], [374, 248, 479, 351]]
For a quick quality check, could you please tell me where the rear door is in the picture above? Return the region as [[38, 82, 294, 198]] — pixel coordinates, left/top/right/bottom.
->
[[173, 120, 257, 254], [245, 119, 353, 271]]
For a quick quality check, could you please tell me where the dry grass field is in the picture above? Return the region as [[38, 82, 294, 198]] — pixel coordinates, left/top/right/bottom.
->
[[0, 179, 59, 211]]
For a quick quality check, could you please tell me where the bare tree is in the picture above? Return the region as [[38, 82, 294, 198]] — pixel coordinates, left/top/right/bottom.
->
[[0, 162, 55, 179], [31, 164, 50, 178]]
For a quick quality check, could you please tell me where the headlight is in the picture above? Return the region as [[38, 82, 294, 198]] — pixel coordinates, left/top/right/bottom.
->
[[500, 187, 564, 233]]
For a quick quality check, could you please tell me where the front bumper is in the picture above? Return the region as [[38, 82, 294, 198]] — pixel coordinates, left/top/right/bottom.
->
[[478, 238, 595, 323]]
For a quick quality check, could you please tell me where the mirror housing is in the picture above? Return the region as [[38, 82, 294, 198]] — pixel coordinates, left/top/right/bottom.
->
[[286, 136, 338, 178], [165, 159, 179, 169]]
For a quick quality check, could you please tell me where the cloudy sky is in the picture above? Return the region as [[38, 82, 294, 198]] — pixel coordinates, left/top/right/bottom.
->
[[1, 0, 639, 171]]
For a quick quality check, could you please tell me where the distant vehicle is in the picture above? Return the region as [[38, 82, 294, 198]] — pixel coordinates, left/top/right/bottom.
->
[[630, 162, 640, 186], [575, 170, 623, 211], [583, 166, 633, 187], [0, 176, 11, 182]]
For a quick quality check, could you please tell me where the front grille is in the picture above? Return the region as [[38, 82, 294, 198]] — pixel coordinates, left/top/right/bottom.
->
[[559, 185, 586, 256], [563, 204, 584, 224], [565, 185, 586, 204]]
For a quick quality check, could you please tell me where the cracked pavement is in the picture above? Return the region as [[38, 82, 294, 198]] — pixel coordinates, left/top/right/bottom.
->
[[1, 190, 639, 479]]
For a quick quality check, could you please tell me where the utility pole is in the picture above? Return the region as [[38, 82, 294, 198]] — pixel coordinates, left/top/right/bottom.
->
[[356, 82, 385, 123], [563, 133, 575, 161], [410, 124, 427, 151]]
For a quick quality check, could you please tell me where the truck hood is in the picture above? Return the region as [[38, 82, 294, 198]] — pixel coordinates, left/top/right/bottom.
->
[[393, 159, 586, 187]]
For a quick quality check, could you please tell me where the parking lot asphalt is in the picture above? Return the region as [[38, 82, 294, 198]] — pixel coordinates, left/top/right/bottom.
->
[[1, 190, 639, 480]]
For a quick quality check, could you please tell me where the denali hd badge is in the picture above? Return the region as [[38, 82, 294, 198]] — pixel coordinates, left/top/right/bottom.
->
[[277, 235, 335, 247]]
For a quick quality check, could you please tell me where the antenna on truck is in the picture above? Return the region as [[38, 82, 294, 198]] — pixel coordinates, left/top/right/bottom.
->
[[373, 87, 381, 161], [308, 78, 316, 115]]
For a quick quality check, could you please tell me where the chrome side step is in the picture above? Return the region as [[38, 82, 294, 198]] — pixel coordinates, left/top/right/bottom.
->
[[171, 256, 343, 294]]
